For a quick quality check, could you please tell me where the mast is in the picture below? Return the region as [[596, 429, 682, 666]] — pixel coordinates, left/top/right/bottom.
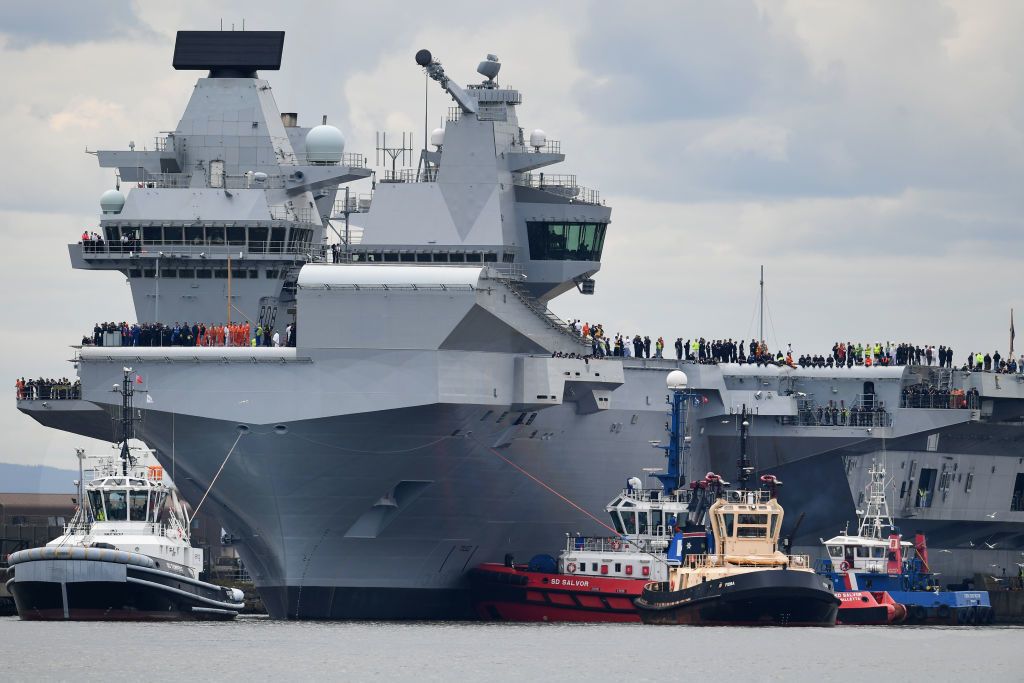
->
[[737, 405, 753, 489], [75, 447, 85, 527], [657, 371, 690, 494], [759, 265, 764, 347], [858, 461, 895, 539], [118, 367, 137, 476]]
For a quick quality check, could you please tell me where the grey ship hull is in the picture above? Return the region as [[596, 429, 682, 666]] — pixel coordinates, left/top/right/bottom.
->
[[22, 353, 1024, 619]]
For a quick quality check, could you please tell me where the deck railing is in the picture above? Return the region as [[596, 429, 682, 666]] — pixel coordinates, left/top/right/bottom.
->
[[79, 240, 322, 261]]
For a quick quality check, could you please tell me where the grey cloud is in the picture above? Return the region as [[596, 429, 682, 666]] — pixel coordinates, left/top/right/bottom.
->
[[573, 1, 818, 122], [0, 1, 158, 49]]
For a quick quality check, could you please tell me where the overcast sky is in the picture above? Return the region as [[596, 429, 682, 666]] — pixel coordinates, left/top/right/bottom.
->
[[2, 1, 1022, 469]]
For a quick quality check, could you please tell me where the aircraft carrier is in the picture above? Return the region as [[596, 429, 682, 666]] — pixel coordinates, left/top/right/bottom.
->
[[18, 30, 1024, 618]]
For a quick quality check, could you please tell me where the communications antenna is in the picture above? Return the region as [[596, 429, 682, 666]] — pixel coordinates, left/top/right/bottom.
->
[[376, 132, 413, 180]]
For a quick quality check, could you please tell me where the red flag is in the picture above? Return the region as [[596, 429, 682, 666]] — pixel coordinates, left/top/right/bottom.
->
[[135, 375, 143, 384]]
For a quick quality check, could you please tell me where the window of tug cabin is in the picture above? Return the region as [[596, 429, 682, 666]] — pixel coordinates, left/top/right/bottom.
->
[[129, 489, 148, 522], [104, 490, 128, 521], [827, 545, 843, 558], [736, 513, 769, 538], [88, 490, 106, 520], [722, 513, 735, 537]]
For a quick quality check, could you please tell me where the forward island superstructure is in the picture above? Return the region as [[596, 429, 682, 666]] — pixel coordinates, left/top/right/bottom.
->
[[18, 30, 1024, 619]]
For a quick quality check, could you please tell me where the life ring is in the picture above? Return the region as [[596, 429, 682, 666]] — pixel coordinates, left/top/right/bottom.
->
[[566, 562, 576, 573], [611, 540, 622, 551], [839, 560, 851, 572]]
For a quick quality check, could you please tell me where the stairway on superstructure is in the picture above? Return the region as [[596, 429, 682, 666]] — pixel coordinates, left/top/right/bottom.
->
[[499, 276, 588, 348]]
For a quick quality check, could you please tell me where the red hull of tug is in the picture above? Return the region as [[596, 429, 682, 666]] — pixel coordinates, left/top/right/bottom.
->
[[836, 591, 907, 625], [469, 564, 645, 622]]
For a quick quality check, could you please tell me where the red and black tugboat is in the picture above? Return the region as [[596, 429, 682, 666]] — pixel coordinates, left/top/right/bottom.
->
[[633, 408, 840, 627], [470, 370, 699, 622]]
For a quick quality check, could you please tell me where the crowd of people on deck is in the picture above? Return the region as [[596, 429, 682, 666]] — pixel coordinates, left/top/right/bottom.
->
[[80, 230, 141, 254], [15, 377, 80, 400], [84, 321, 297, 348], [902, 385, 981, 410], [564, 323, 1024, 375], [796, 401, 892, 427]]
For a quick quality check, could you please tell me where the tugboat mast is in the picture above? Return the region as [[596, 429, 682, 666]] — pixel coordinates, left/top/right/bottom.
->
[[117, 367, 137, 476], [737, 404, 753, 490], [657, 370, 691, 494]]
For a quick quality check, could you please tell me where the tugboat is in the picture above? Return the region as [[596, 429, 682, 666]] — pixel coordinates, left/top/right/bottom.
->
[[633, 408, 839, 626], [469, 371, 697, 622], [820, 461, 992, 625], [5, 368, 244, 620]]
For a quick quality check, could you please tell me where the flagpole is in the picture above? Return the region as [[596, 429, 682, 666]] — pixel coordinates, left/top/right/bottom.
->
[[1011, 308, 1015, 359]]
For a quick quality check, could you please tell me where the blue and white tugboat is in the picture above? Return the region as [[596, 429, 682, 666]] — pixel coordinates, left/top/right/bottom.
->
[[820, 461, 992, 625], [5, 369, 244, 621], [634, 408, 839, 626]]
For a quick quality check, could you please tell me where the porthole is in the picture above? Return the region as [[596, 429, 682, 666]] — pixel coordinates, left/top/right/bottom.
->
[[274, 425, 288, 435]]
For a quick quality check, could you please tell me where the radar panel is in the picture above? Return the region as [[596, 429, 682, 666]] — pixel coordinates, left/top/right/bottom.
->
[[172, 31, 285, 72]]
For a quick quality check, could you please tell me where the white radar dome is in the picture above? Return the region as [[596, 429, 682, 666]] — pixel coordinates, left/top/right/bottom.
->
[[100, 189, 125, 214], [529, 129, 547, 148], [305, 124, 345, 164], [666, 370, 688, 390], [430, 128, 445, 148]]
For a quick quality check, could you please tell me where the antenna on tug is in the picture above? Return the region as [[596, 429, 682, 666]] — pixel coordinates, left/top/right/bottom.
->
[[737, 404, 754, 489], [115, 367, 139, 476]]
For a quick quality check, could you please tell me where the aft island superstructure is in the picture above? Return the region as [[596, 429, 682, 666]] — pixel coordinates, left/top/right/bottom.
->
[[18, 30, 1024, 619]]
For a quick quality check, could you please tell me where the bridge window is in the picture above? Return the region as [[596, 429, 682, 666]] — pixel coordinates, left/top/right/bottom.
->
[[164, 226, 183, 244], [207, 227, 225, 244], [250, 227, 269, 253], [270, 227, 286, 252], [527, 222, 607, 261]]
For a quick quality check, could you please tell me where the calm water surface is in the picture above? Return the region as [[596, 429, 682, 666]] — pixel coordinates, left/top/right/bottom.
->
[[1, 616, 1021, 682]]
